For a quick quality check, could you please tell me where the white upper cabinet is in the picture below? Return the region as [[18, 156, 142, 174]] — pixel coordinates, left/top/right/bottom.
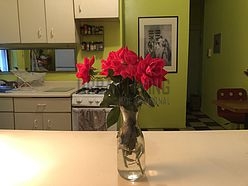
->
[[18, 0, 75, 43], [0, 0, 20, 43], [74, 0, 119, 19], [18, 0, 47, 43], [45, 0, 75, 43]]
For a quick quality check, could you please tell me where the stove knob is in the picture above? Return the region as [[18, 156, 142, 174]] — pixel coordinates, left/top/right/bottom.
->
[[89, 100, 93, 104], [76, 99, 82, 103], [95, 100, 100, 105]]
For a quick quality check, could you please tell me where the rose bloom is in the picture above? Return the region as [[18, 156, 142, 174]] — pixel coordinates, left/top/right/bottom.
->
[[136, 54, 167, 90], [100, 47, 139, 79], [76, 56, 95, 84]]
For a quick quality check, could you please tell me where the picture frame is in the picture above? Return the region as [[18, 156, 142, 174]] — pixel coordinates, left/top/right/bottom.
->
[[138, 16, 178, 73]]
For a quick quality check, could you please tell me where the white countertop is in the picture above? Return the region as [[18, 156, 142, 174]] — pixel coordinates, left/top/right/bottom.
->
[[0, 81, 78, 97], [0, 130, 248, 186]]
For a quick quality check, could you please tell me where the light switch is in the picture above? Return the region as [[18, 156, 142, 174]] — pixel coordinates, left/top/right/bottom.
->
[[207, 48, 212, 57]]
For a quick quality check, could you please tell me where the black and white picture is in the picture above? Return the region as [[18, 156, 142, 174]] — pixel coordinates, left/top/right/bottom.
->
[[138, 16, 178, 73]]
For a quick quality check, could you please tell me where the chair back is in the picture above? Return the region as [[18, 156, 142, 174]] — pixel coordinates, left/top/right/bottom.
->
[[217, 88, 247, 123]]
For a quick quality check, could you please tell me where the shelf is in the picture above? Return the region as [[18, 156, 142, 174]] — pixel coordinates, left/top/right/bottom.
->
[[81, 41, 104, 51], [81, 33, 104, 36], [80, 24, 104, 52]]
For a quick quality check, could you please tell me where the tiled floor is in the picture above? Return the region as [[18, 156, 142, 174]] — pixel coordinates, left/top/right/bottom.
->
[[185, 111, 225, 130], [142, 110, 225, 131]]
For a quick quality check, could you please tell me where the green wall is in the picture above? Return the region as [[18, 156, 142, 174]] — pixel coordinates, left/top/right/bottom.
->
[[124, 0, 190, 128], [202, 0, 248, 126], [0, 0, 190, 129]]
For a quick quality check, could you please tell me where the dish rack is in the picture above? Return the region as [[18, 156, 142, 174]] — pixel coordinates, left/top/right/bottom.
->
[[11, 70, 46, 88]]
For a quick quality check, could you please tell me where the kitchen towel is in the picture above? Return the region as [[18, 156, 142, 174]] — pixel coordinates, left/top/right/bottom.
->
[[72, 108, 107, 131]]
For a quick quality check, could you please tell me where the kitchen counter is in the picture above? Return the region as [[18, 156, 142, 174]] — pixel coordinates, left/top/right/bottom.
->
[[0, 130, 248, 186], [0, 81, 78, 97]]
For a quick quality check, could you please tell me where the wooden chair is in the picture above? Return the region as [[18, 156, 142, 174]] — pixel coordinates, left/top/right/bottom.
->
[[217, 88, 247, 129]]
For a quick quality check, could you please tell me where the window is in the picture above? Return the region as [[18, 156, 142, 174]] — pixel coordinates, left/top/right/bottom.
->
[[0, 50, 8, 72]]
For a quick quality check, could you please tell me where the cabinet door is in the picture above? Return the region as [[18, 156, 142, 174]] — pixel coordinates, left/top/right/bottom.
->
[[43, 113, 71, 131], [0, 98, 13, 111], [15, 113, 43, 130], [74, 0, 118, 19], [18, 0, 47, 43], [0, 0, 20, 43], [0, 113, 14, 129], [45, 0, 75, 43]]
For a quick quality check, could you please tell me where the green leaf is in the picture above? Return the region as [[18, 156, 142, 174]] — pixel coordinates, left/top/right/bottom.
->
[[139, 87, 156, 107], [108, 70, 122, 83], [107, 107, 120, 127], [100, 83, 120, 107]]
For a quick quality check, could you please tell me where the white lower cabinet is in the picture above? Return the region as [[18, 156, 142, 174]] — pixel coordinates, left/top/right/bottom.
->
[[44, 113, 71, 130], [0, 98, 14, 129], [15, 113, 71, 130], [0, 113, 14, 129], [14, 98, 72, 131], [15, 113, 43, 130]]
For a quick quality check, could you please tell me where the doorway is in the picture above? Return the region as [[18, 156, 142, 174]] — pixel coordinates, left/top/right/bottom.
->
[[187, 0, 204, 111]]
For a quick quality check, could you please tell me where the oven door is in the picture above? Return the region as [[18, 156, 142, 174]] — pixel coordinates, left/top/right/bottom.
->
[[72, 107, 116, 131]]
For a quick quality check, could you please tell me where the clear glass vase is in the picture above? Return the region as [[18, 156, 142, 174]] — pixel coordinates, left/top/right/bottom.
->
[[117, 106, 145, 181]]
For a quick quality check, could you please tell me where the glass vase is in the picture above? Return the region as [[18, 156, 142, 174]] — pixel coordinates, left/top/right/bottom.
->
[[117, 106, 145, 181]]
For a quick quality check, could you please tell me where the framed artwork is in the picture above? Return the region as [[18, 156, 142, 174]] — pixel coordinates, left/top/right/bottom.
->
[[138, 16, 178, 73]]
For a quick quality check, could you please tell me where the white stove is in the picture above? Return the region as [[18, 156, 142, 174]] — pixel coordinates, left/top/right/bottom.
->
[[72, 93, 105, 107], [71, 81, 116, 131], [72, 81, 110, 107]]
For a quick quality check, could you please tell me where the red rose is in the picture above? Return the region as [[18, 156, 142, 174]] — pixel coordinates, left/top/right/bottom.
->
[[76, 56, 95, 84], [100, 47, 139, 79], [137, 54, 167, 90]]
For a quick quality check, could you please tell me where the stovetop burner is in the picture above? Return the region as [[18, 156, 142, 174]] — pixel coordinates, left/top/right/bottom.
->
[[75, 87, 108, 95]]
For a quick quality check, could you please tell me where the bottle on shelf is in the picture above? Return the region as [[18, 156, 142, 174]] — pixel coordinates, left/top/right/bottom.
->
[[80, 24, 104, 51]]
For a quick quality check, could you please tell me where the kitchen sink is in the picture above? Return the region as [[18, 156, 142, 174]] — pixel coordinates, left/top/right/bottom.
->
[[0, 86, 13, 93], [44, 87, 75, 92]]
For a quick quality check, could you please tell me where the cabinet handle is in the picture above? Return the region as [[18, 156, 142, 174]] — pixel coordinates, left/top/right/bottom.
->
[[38, 28, 42, 38], [37, 103, 46, 111], [50, 28, 54, 38], [37, 103, 46, 107], [33, 120, 38, 129], [47, 120, 52, 129], [78, 5, 82, 13]]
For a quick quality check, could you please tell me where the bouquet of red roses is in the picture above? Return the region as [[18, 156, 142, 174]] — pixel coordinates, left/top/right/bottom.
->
[[76, 47, 167, 127]]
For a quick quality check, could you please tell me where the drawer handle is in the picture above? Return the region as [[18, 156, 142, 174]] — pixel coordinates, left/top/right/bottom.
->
[[37, 104, 46, 111], [37, 103, 46, 107], [33, 120, 38, 129], [47, 120, 52, 129]]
